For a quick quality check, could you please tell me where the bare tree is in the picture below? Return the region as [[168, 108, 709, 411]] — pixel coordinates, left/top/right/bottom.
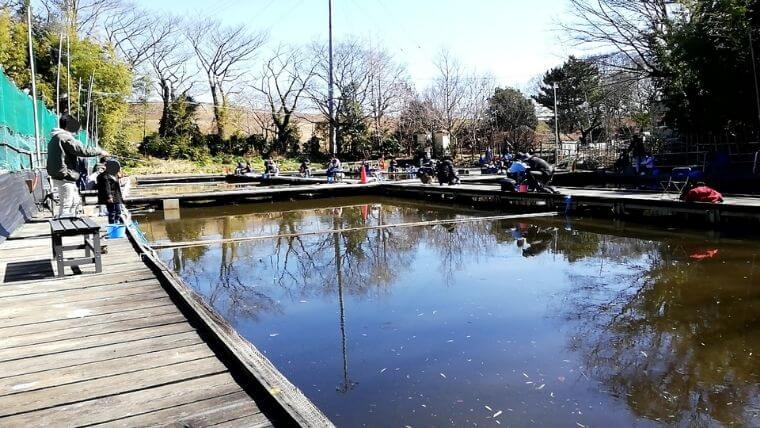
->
[[459, 71, 495, 156], [40, 0, 121, 36], [251, 45, 316, 154], [426, 49, 466, 146], [366, 46, 408, 148], [563, 0, 681, 78], [307, 39, 374, 155], [101, 4, 174, 70], [147, 19, 197, 137], [186, 19, 268, 140]]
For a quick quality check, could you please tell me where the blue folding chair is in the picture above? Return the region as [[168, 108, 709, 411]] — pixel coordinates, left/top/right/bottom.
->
[[661, 167, 692, 194]]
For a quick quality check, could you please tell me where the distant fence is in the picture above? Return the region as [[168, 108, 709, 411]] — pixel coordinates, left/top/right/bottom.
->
[[0, 69, 90, 172]]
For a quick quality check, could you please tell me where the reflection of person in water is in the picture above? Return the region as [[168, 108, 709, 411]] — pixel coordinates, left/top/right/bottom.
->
[[521, 226, 555, 257]]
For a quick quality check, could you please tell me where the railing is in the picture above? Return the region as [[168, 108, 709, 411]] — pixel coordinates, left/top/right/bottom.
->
[[0, 141, 34, 170]]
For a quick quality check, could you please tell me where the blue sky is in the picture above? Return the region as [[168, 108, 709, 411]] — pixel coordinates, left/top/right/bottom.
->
[[132, 0, 577, 91]]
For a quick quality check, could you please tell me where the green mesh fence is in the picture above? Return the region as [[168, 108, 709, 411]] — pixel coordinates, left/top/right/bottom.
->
[[0, 69, 91, 172]]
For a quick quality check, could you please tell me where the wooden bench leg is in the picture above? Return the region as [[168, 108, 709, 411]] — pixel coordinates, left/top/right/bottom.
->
[[84, 234, 91, 258], [93, 233, 102, 273], [52, 235, 64, 278]]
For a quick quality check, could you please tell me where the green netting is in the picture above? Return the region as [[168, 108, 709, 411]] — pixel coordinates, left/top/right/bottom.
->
[[0, 68, 91, 172]]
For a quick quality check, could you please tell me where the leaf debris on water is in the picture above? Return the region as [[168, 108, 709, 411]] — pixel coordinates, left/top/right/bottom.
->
[[493, 410, 503, 418], [269, 333, 279, 337], [440, 373, 447, 379], [380, 368, 387, 373], [576, 423, 586, 428], [640, 351, 648, 358], [485, 405, 492, 411], [537, 384, 545, 390]]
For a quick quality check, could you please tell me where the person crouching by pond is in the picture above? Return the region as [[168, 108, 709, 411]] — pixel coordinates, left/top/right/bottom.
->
[[46, 114, 109, 218], [97, 160, 124, 224], [681, 182, 724, 203]]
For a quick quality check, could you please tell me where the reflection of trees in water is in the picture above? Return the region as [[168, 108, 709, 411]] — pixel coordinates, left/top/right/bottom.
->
[[557, 233, 760, 426]]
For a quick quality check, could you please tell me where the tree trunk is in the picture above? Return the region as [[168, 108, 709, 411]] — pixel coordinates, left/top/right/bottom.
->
[[158, 80, 171, 137], [210, 84, 226, 140]]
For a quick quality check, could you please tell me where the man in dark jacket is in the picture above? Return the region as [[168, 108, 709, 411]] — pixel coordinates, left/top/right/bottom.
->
[[46, 114, 108, 217]]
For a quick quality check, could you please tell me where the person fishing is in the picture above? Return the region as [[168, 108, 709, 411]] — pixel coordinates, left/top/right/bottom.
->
[[299, 159, 311, 177], [326, 156, 342, 182], [628, 135, 647, 174], [521, 153, 554, 191], [436, 156, 459, 185], [46, 114, 109, 218], [97, 158, 124, 224]]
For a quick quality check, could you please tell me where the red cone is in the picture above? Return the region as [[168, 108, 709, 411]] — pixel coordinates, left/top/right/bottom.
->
[[360, 166, 368, 184]]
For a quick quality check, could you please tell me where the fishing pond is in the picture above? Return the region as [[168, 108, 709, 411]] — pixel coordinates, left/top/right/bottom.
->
[[133, 196, 760, 427]]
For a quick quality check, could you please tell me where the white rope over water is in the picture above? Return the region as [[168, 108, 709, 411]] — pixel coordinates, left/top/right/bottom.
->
[[149, 211, 560, 250]]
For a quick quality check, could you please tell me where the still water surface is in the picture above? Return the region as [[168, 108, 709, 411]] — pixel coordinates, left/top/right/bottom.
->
[[134, 197, 760, 427]]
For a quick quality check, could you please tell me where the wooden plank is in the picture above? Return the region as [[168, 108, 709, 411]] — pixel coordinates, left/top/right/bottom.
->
[[0, 281, 162, 311], [0, 331, 203, 379], [0, 372, 242, 427], [0, 290, 169, 324], [0, 265, 153, 295], [0, 295, 173, 329], [0, 278, 161, 305], [208, 412, 272, 428], [98, 391, 259, 427], [0, 343, 214, 397], [0, 357, 226, 417], [0, 304, 181, 344], [0, 316, 191, 362]]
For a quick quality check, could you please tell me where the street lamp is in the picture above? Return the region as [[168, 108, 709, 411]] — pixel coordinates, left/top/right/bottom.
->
[[553, 82, 560, 162]]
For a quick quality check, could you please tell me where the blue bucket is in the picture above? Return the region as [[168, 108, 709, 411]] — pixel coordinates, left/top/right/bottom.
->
[[106, 224, 126, 239]]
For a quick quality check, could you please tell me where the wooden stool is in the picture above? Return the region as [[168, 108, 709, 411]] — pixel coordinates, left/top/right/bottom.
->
[[49, 217, 102, 277]]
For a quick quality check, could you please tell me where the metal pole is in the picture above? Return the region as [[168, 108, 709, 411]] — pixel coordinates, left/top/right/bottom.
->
[[328, 0, 336, 155], [553, 82, 560, 162], [26, 3, 41, 168], [66, 32, 71, 114], [749, 29, 760, 133], [85, 74, 93, 141], [56, 31, 63, 116], [76, 78, 82, 122]]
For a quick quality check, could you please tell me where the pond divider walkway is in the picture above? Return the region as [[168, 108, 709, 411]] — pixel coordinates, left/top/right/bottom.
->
[[0, 216, 333, 427], [125, 176, 760, 226]]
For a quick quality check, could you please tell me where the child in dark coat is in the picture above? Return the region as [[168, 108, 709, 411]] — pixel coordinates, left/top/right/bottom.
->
[[97, 160, 124, 224]]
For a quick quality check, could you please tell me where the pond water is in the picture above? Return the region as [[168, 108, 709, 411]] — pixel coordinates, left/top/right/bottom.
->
[[133, 197, 760, 427]]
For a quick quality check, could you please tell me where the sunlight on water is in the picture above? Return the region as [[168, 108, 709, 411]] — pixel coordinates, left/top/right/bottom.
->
[[134, 197, 760, 427]]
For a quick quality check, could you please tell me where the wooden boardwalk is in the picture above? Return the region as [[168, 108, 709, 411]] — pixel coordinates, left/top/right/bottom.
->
[[0, 218, 330, 427]]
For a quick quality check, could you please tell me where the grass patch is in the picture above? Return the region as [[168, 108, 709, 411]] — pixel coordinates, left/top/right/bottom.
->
[[123, 156, 305, 176]]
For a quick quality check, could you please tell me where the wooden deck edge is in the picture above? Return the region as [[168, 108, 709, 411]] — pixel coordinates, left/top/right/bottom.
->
[[122, 214, 335, 428]]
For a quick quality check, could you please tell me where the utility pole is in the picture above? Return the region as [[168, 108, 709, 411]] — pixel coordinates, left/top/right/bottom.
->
[[66, 32, 71, 114], [76, 78, 82, 122], [749, 29, 760, 133], [85, 74, 93, 143], [56, 32, 63, 116], [26, 2, 41, 168], [328, 0, 336, 155], [553, 82, 560, 162]]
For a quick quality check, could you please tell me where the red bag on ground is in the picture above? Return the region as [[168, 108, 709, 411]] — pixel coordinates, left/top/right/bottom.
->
[[684, 186, 723, 203]]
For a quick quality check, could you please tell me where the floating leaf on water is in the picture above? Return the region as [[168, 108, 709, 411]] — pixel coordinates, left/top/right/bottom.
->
[[522, 373, 529, 378], [269, 333, 279, 337], [576, 424, 585, 428], [640, 351, 648, 358], [537, 384, 545, 390], [440, 373, 447, 379], [447, 339, 454, 343], [380, 368, 387, 373], [485, 405, 493, 411], [493, 410, 503, 418]]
